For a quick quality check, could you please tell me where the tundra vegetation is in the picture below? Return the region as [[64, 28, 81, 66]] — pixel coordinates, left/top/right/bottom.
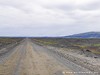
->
[[33, 38, 100, 55], [0, 38, 23, 49]]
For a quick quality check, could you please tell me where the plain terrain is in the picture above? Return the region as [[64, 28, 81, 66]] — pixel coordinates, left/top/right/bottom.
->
[[0, 38, 99, 75]]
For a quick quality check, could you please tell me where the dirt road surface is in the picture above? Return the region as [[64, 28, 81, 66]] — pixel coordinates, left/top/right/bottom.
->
[[0, 39, 98, 75]]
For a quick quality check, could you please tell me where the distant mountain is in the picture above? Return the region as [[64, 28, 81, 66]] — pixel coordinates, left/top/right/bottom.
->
[[65, 32, 100, 38]]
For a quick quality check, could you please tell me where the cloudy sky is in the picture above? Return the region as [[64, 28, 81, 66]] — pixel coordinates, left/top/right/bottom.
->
[[0, 0, 100, 37]]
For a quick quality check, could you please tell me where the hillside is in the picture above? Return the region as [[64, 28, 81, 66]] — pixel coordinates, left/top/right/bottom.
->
[[65, 32, 100, 38]]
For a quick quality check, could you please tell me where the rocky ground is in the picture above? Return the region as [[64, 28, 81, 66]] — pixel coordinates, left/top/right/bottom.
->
[[45, 46, 100, 74]]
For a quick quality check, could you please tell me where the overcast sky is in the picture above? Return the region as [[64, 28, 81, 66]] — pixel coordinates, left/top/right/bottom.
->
[[0, 0, 100, 37]]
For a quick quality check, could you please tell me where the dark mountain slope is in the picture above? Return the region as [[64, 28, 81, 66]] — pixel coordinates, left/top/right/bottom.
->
[[65, 32, 100, 38]]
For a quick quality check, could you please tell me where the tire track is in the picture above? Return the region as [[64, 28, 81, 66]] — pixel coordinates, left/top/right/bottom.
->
[[13, 44, 26, 75], [0, 43, 24, 75]]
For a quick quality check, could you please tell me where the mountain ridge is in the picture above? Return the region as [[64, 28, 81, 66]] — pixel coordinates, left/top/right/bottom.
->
[[65, 32, 100, 38]]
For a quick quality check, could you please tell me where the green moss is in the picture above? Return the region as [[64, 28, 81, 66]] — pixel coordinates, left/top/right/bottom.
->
[[92, 44, 100, 47]]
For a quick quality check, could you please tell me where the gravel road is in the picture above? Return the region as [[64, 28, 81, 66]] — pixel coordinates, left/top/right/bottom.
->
[[0, 39, 99, 75]]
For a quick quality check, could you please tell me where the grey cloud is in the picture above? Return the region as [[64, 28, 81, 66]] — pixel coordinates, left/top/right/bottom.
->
[[43, 0, 100, 11], [0, 0, 100, 36], [79, 1, 100, 10]]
